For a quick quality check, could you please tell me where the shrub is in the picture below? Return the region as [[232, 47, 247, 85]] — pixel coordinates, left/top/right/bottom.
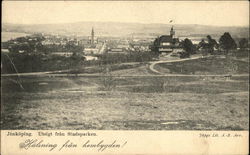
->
[[219, 32, 237, 53], [100, 66, 116, 91]]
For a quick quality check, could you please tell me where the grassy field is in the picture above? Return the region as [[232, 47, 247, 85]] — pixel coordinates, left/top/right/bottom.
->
[[1, 51, 249, 130], [1, 74, 249, 130], [156, 56, 249, 75]]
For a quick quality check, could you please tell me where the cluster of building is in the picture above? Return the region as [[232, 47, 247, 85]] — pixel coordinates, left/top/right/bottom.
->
[[1, 34, 45, 53], [82, 28, 106, 55], [151, 26, 182, 53], [104, 36, 152, 54], [2, 27, 178, 57], [83, 28, 152, 55], [3, 25, 219, 59], [41, 35, 74, 46]]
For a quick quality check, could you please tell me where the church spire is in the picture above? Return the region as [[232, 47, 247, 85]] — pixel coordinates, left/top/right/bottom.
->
[[91, 27, 94, 45], [170, 26, 175, 38]]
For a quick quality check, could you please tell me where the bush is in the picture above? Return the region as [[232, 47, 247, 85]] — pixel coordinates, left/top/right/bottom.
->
[[239, 38, 249, 49], [99, 66, 116, 91], [1, 52, 85, 74], [179, 52, 190, 58]]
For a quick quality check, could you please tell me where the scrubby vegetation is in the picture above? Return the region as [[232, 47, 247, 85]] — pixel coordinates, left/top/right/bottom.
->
[[1, 52, 85, 74], [1, 50, 157, 74], [98, 51, 157, 65]]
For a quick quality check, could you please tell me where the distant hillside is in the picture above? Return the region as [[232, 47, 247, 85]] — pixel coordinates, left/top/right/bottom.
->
[[2, 22, 249, 39]]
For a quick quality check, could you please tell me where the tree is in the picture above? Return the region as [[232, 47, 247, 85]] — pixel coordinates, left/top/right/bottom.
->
[[150, 38, 160, 53], [8, 44, 19, 53], [239, 38, 248, 49], [198, 36, 218, 54], [207, 35, 218, 52], [219, 32, 237, 52], [198, 39, 206, 49], [182, 38, 195, 55]]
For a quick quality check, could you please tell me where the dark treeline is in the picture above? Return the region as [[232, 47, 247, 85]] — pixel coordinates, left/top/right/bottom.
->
[[1, 52, 84, 74], [179, 32, 249, 58], [98, 51, 157, 65], [1, 50, 157, 74]]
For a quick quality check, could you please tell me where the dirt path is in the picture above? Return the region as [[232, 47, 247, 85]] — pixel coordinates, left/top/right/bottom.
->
[[149, 55, 211, 74], [1, 55, 249, 78], [1, 62, 145, 77], [1, 69, 71, 77]]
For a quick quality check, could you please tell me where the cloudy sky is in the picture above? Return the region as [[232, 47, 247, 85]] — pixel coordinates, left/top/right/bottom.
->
[[2, 1, 249, 26]]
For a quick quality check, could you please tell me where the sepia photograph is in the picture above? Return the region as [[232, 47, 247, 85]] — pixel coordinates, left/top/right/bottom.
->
[[1, 1, 249, 132]]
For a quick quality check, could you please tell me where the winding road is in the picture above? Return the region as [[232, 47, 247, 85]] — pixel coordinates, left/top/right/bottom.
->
[[1, 55, 249, 78], [148, 55, 211, 74]]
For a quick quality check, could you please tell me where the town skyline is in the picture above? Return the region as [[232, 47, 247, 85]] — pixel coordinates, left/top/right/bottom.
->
[[3, 1, 249, 27]]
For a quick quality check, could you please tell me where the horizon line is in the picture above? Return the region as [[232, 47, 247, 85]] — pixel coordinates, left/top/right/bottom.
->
[[2, 21, 249, 28]]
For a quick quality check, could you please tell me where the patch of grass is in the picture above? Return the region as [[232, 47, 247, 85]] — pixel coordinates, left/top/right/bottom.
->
[[99, 66, 116, 91], [1, 75, 249, 130], [65, 63, 142, 74], [102, 120, 220, 130], [234, 49, 249, 59], [1, 77, 79, 93], [114, 76, 248, 94], [157, 56, 249, 75]]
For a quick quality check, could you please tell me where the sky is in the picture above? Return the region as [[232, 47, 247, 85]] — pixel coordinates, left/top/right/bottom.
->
[[2, 1, 249, 27]]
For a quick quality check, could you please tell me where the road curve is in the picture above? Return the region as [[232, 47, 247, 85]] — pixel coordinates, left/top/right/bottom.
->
[[1, 55, 249, 78], [149, 55, 211, 74]]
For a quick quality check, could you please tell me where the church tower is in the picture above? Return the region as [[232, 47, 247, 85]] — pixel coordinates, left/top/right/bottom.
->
[[170, 26, 175, 38], [91, 27, 94, 45]]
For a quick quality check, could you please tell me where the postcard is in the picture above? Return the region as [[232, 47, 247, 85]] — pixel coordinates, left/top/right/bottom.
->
[[1, 1, 249, 154]]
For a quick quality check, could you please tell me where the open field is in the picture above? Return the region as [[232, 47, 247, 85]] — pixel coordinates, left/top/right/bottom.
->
[[1, 74, 249, 130], [1, 51, 249, 130], [156, 56, 249, 75]]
